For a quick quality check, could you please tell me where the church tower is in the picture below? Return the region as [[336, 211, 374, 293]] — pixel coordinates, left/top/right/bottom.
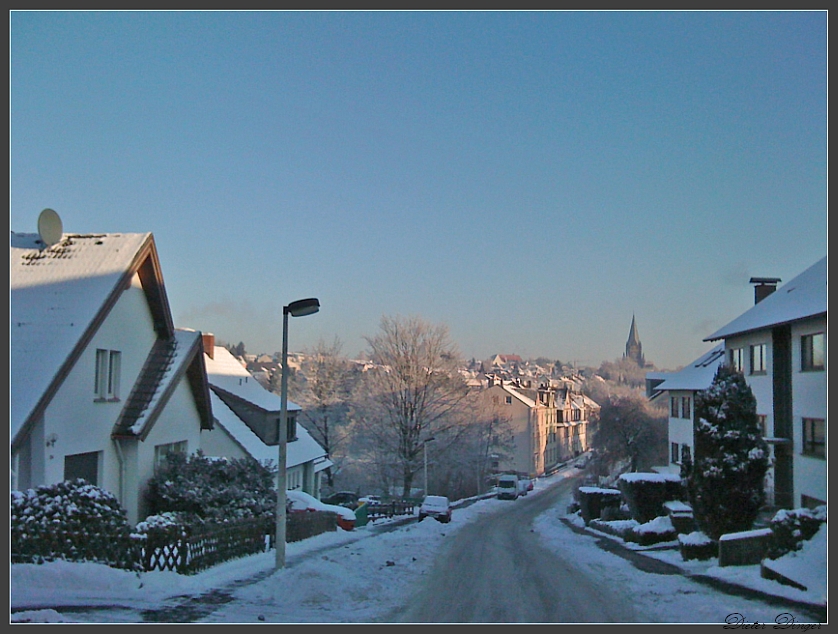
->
[[624, 314, 645, 367]]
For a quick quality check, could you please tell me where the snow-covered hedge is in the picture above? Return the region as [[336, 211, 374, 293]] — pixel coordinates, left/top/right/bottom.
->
[[11, 479, 140, 570], [766, 505, 827, 560], [626, 515, 678, 546], [678, 531, 717, 561], [576, 486, 622, 525], [617, 472, 683, 524]]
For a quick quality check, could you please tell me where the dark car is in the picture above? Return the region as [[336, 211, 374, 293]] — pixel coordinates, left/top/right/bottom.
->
[[321, 491, 360, 509]]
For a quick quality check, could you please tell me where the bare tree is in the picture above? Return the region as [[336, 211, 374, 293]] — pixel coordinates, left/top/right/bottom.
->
[[357, 315, 471, 498], [591, 393, 667, 474], [287, 337, 354, 489]]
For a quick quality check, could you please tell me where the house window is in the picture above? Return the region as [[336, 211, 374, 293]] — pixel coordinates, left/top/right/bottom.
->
[[750, 343, 766, 374], [801, 333, 825, 371], [680, 444, 691, 465], [571, 409, 581, 422], [64, 451, 101, 486], [671, 397, 679, 418], [802, 418, 825, 459], [681, 397, 691, 420], [154, 440, 187, 471], [95, 349, 121, 401], [729, 347, 744, 373], [671, 442, 679, 464], [505, 396, 512, 405]]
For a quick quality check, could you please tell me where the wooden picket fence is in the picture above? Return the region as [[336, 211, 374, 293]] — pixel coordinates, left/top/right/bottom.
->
[[140, 512, 338, 574]]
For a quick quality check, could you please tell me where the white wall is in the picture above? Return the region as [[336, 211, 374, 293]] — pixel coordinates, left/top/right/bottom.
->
[[41, 276, 155, 496], [791, 317, 827, 507]]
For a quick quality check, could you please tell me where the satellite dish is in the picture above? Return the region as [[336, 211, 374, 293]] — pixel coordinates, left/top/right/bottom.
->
[[37, 208, 63, 247]]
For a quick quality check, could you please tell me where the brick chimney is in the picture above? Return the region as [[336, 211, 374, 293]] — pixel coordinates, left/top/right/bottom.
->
[[202, 332, 215, 359], [749, 277, 781, 305]]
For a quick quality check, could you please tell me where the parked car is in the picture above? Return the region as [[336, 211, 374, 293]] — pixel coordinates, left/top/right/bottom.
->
[[497, 474, 519, 500], [518, 479, 530, 497], [321, 491, 360, 509], [286, 490, 356, 531], [418, 495, 451, 523], [358, 494, 382, 507]]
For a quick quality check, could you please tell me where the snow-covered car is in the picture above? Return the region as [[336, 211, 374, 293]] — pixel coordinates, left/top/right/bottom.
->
[[418, 495, 451, 523], [286, 490, 356, 531], [358, 495, 382, 507]]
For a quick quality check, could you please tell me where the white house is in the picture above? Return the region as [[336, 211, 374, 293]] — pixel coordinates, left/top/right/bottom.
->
[[11, 226, 214, 525], [704, 256, 826, 510], [200, 337, 332, 497], [648, 344, 726, 475]]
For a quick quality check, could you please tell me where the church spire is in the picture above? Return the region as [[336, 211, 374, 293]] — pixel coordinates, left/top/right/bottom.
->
[[625, 314, 645, 366]]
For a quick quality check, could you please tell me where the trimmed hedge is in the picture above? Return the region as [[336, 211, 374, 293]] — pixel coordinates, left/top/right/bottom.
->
[[618, 472, 683, 524], [577, 487, 622, 525], [678, 531, 717, 561]]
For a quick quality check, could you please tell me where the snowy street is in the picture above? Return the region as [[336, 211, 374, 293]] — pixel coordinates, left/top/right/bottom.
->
[[11, 467, 826, 624]]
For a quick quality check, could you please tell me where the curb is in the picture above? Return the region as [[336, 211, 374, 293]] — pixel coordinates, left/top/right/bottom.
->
[[559, 517, 827, 624]]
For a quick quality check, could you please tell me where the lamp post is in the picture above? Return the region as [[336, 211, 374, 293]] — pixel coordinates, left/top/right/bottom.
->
[[422, 436, 436, 497], [276, 297, 320, 570]]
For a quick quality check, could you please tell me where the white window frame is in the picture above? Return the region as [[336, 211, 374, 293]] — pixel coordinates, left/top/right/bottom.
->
[[750, 343, 767, 374], [729, 347, 744, 373], [95, 349, 122, 401], [801, 333, 825, 372], [154, 440, 187, 472]]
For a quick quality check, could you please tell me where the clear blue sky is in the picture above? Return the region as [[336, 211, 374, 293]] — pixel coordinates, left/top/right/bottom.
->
[[10, 10, 827, 370]]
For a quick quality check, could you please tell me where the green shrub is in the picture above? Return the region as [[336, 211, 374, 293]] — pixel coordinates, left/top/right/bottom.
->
[[678, 531, 717, 561], [686, 365, 769, 540], [144, 451, 276, 523], [618, 472, 683, 524], [627, 515, 678, 546], [766, 505, 826, 560], [11, 479, 139, 570]]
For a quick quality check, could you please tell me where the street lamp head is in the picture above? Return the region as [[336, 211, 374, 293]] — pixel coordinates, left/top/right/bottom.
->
[[285, 297, 320, 318]]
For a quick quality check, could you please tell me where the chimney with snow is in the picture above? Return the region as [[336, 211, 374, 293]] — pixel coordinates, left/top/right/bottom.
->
[[749, 277, 781, 305], [202, 332, 215, 359]]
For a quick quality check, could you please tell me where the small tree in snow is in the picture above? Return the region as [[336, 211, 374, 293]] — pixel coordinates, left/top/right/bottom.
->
[[685, 364, 769, 540]]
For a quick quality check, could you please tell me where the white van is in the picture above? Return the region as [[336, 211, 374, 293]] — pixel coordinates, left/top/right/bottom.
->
[[497, 474, 519, 500]]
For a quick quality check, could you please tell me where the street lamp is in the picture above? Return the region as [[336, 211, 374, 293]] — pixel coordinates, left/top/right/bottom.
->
[[422, 436, 436, 498], [276, 297, 320, 570]]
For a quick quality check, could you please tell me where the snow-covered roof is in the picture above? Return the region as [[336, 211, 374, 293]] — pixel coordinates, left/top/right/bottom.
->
[[208, 392, 327, 469], [651, 344, 725, 393], [500, 383, 536, 408], [204, 346, 300, 412], [705, 256, 826, 341], [10, 231, 156, 441], [115, 329, 209, 438], [204, 345, 327, 469]]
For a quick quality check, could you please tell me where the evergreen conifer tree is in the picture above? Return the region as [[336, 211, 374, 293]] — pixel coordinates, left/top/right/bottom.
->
[[686, 364, 770, 540]]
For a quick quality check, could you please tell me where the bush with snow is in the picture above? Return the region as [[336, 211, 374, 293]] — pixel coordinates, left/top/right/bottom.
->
[[684, 364, 769, 540], [626, 515, 677, 546], [11, 479, 139, 570], [144, 451, 276, 525], [678, 530, 717, 561], [765, 505, 827, 560]]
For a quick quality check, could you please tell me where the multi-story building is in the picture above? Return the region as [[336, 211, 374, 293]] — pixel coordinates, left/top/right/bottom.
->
[[704, 257, 826, 509], [479, 376, 599, 478]]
